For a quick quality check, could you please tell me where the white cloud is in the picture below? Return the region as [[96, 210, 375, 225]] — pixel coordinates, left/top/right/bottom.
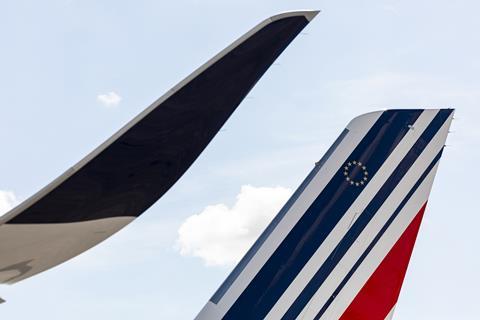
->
[[176, 185, 292, 266], [97, 91, 122, 108], [0, 190, 17, 216]]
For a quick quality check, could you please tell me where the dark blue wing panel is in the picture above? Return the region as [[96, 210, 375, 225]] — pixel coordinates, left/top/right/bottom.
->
[[8, 15, 312, 224]]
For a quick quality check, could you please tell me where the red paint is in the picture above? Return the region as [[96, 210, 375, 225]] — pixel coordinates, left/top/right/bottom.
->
[[339, 203, 428, 320]]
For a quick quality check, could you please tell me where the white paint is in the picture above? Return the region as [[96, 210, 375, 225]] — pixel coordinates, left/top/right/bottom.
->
[[266, 110, 439, 320], [0, 216, 134, 284], [318, 165, 438, 320], [301, 113, 453, 319], [196, 111, 381, 319], [385, 305, 396, 320]]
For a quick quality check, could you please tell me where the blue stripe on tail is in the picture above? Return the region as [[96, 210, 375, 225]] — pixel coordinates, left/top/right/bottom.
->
[[222, 110, 423, 320], [281, 109, 452, 319], [313, 148, 444, 320]]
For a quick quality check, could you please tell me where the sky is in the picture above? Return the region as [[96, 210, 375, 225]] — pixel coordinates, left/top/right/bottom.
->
[[0, 0, 479, 319]]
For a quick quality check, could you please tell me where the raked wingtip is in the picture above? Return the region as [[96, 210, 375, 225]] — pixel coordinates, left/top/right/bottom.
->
[[269, 10, 321, 23], [303, 10, 321, 22]]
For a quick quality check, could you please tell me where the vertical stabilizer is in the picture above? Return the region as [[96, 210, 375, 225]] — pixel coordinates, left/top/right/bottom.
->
[[196, 109, 454, 320]]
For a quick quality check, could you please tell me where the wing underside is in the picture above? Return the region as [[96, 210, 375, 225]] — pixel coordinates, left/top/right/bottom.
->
[[0, 10, 319, 285]]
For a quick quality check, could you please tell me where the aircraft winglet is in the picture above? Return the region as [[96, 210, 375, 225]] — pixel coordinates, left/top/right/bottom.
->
[[0, 11, 318, 286]]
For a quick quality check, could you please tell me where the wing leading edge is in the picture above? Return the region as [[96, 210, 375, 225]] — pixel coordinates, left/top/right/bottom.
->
[[0, 10, 319, 285]]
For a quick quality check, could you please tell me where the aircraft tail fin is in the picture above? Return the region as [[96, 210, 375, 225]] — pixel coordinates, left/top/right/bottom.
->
[[196, 108, 454, 320]]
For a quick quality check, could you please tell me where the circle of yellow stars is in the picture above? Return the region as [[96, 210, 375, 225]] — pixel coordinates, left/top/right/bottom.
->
[[343, 160, 369, 187]]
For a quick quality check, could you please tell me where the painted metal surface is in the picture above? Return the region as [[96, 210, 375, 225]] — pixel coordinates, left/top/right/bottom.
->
[[196, 109, 453, 320], [0, 10, 316, 285]]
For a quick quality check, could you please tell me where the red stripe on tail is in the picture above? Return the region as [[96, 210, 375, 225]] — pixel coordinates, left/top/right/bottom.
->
[[340, 202, 428, 320]]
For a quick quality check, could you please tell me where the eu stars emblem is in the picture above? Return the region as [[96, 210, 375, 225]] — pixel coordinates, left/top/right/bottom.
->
[[343, 160, 369, 187]]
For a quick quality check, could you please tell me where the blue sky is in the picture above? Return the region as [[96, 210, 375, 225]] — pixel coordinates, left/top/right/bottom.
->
[[0, 1, 479, 319]]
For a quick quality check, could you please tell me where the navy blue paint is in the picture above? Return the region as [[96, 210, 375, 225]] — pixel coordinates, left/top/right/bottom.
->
[[282, 109, 452, 320], [222, 110, 423, 320], [313, 149, 444, 320], [7, 16, 311, 224], [211, 129, 349, 304]]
